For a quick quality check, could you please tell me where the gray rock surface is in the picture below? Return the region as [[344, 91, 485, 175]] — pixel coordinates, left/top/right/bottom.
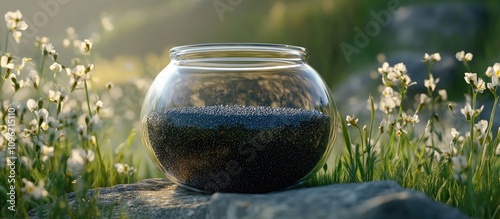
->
[[29, 179, 468, 219], [209, 180, 468, 219], [386, 2, 487, 52], [29, 178, 211, 219]]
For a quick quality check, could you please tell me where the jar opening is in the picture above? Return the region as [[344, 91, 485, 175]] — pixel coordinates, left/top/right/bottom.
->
[[169, 43, 308, 68]]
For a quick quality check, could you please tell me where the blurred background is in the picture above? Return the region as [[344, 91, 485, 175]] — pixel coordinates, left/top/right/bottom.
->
[[1, 0, 499, 178]]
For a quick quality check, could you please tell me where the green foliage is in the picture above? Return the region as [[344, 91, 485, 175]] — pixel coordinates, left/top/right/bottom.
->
[[308, 54, 500, 219], [0, 10, 141, 218], [1, 4, 500, 218]]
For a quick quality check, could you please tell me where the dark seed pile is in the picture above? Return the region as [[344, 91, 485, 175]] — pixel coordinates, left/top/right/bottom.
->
[[146, 105, 330, 193]]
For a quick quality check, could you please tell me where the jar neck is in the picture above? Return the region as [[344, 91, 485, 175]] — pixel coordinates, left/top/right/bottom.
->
[[169, 43, 308, 67]]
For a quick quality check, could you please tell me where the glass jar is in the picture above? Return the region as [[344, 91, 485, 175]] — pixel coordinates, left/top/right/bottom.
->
[[140, 43, 337, 193]]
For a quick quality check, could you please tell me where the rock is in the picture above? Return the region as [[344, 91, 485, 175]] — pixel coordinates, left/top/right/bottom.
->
[[386, 2, 487, 52], [208, 180, 468, 219], [29, 178, 211, 219], [29, 179, 468, 219]]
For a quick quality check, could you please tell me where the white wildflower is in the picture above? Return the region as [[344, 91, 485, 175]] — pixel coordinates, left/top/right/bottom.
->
[[438, 89, 448, 101], [476, 105, 484, 116], [346, 115, 358, 127], [393, 62, 407, 74], [424, 53, 441, 62], [80, 39, 92, 55], [377, 62, 391, 74], [379, 119, 388, 133], [1, 55, 14, 69], [90, 135, 97, 145], [114, 163, 125, 173], [402, 113, 410, 122], [410, 114, 419, 124], [41, 145, 54, 162], [4, 10, 28, 43], [40, 122, 49, 131], [451, 155, 467, 174], [475, 78, 486, 93], [455, 51, 473, 62], [441, 146, 457, 159], [5, 10, 28, 31], [28, 70, 40, 89], [16, 57, 31, 72], [67, 65, 91, 90], [36, 108, 49, 123], [21, 156, 33, 168], [96, 100, 104, 110], [26, 99, 37, 111], [487, 75, 499, 91], [21, 179, 48, 200], [114, 163, 136, 175], [385, 71, 400, 86], [420, 93, 430, 105], [48, 90, 59, 102], [41, 43, 56, 55], [464, 73, 477, 85], [49, 62, 62, 72], [382, 87, 394, 97], [395, 122, 407, 136], [460, 103, 483, 121], [12, 31, 22, 43], [460, 104, 473, 121], [401, 75, 416, 88], [380, 96, 398, 114], [34, 36, 49, 47], [451, 128, 460, 139], [432, 53, 441, 62], [69, 65, 86, 77], [67, 149, 95, 177], [485, 63, 500, 77], [474, 120, 488, 137], [29, 119, 38, 130], [424, 75, 439, 91]]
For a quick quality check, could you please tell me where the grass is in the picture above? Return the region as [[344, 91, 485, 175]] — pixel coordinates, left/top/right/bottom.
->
[[0, 7, 499, 219], [0, 11, 142, 218], [307, 56, 500, 218]]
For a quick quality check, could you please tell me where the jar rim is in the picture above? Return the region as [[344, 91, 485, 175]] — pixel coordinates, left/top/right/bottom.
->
[[169, 43, 308, 61]]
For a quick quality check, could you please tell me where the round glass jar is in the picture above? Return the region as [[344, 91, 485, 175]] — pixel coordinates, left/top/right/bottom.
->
[[140, 43, 337, 193]]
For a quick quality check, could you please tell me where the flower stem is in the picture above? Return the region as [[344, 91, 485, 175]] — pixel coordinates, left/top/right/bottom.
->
[[39, 55, 46, 78], [84, 80, 92, 117], [92, 131, 106, 179], [468, 91, 477, 165], [463, 61, 471, 73], [479, 94, 498, 172]]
